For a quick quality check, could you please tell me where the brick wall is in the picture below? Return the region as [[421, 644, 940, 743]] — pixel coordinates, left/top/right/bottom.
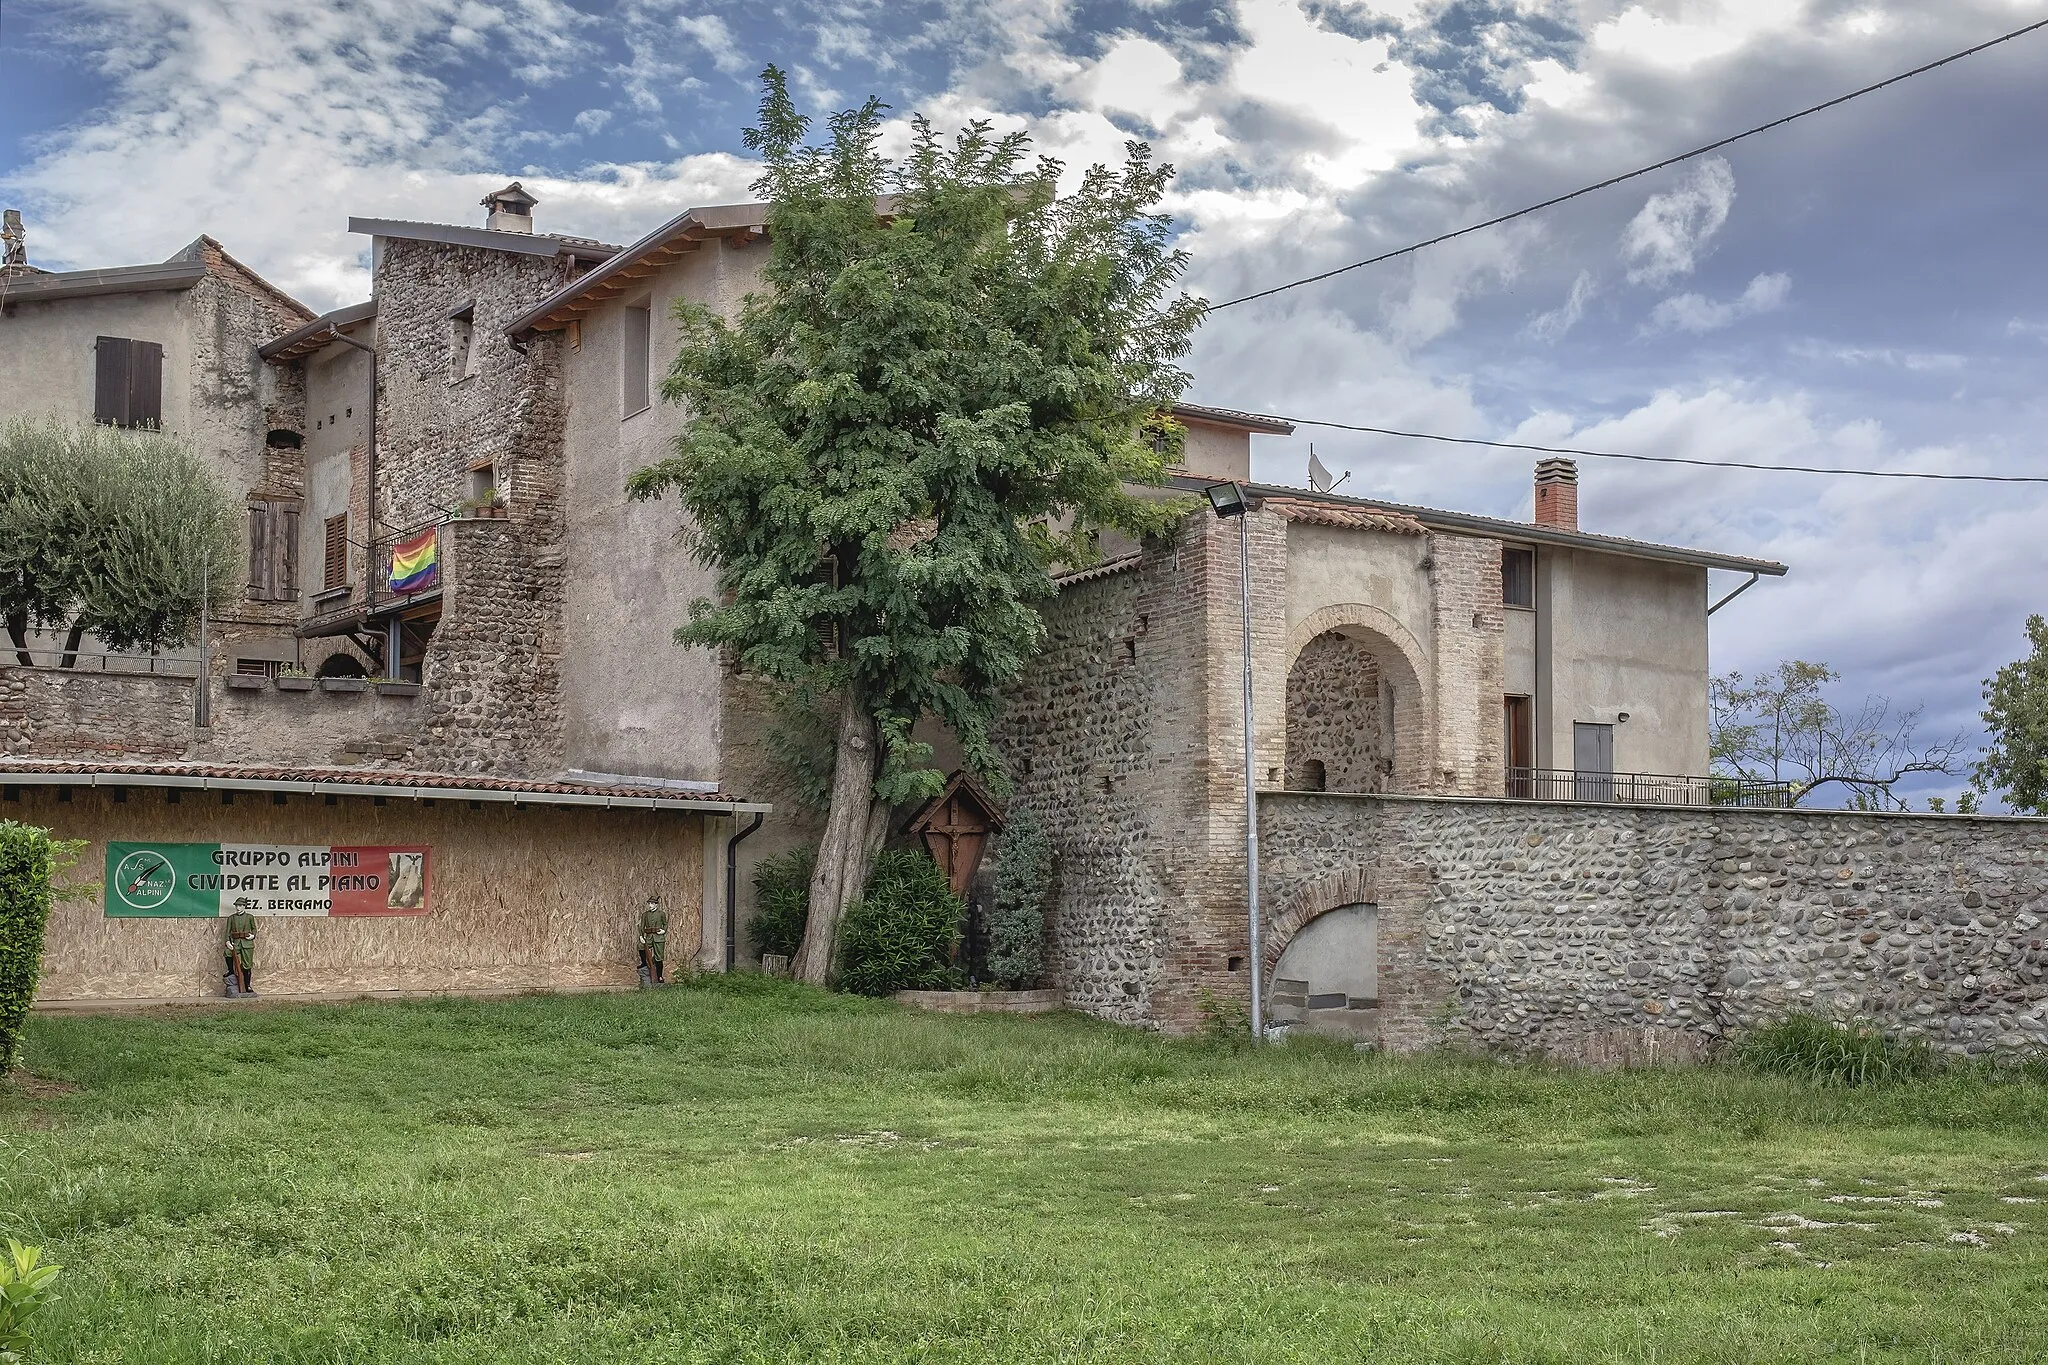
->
[[1259, 792, 2048, 1058]]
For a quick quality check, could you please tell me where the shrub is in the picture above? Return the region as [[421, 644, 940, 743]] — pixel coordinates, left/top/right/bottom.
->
[[0, 822, 69, 1077], [748, 847, 814, 961], [986, 808, 1052, 989], [0, 1240, 61, 1363], [835, 850, 963, 997], [1733, 1013, 1942, 1086]]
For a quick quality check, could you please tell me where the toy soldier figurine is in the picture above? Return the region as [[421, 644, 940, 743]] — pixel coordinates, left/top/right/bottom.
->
[[223, 905, 257, 998], [637, 894, 668, 987]]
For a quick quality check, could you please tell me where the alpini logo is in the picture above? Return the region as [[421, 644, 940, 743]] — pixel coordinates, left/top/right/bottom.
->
[[112, 848, 177, 912]]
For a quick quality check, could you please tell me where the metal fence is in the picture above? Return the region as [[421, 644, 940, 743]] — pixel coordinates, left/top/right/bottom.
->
[[1506, 767, 1795, 808], [2, 646, 199, 676]]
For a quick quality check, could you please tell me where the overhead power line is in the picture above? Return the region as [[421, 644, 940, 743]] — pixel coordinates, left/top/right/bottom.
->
[[1282, 417, 2048, 484], [1208, 17, 2048, 312]]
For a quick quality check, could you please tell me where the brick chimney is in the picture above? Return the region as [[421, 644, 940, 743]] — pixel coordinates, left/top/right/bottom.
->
[[1533, 457, 1578, 531], [481, 182, 537, 233]]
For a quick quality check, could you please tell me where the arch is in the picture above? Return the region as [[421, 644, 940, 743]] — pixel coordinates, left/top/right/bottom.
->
[[1283, 604, 1433, 794], [1263, 863, 1379, 978]]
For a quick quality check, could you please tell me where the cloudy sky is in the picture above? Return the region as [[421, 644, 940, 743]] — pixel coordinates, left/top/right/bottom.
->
[[4, 0, 2045, 806]]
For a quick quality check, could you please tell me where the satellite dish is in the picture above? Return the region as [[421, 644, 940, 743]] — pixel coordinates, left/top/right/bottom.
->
[[1307, 444, 1351, 494]]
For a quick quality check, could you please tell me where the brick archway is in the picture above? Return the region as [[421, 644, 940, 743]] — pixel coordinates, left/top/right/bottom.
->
[[1283, 604, 1433, 794], [1262, 863, 1378, 979]]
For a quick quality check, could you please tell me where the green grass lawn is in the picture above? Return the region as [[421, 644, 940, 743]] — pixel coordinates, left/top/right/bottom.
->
[[4, 979, 2047, 1363]]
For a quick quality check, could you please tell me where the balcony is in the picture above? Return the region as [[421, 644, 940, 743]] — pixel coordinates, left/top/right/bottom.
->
[[1506, 767, 1794, 808]]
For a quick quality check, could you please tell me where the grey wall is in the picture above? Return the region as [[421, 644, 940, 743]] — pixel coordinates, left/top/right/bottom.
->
[[0, 291, 192, 432], [299, 338, 371, 612]]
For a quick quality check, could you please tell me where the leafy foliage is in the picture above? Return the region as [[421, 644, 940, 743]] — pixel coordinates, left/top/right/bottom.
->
[[626, 69, 1204, 807], [985, 807, 1052, 988], [0, 418, 240, 665], [835, 850, 963, 996], [1974, 614, 2048, 814], [748, 846, 814, 961], [0, 823, 78, 1076], [1733, 1014, 1941, 1087], [0, 1239, 61, 1364], [1709, 660, 1962, 808]]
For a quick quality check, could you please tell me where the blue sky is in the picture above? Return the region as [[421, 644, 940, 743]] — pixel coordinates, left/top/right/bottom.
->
[[5, 0, 2047, 806]]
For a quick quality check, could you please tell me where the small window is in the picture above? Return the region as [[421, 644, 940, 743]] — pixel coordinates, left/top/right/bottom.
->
[[235, 658, 280, 678], [322, 514, 349, 592], [448, 305, 476, 381], [622, 302, 651, 416], [1299, 758, 1327, 792], [94, 336, 164, 428], [1502, 546, 1535, 609], [468, 465, 497, 504]]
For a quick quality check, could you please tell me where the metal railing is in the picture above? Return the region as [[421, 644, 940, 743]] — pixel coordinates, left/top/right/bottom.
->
[[2, 646, 199, 677], [1506, 767, 1795, 808]]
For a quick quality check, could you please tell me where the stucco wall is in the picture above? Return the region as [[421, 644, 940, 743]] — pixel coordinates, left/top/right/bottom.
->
[[1258, 792, 2048, 1059], [19, 783, 705, 1004], [0, 291, 192, 432], [298, 338, 373, 610], [555, 239, 765, 782], [1174, 419, 1250, 482]]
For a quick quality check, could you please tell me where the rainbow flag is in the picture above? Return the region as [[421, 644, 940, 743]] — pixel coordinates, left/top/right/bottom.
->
[[389, 529, 438, 593]]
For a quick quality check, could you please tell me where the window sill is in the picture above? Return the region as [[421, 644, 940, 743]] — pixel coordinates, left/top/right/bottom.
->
[[1504, 603, 1536, 613], [447, 373, 477, 387], [312, 587, 352, 606], [622, 404, 651, 422]]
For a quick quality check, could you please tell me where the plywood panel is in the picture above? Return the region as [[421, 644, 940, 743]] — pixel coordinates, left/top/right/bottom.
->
[[19, 787, 704, 1004]]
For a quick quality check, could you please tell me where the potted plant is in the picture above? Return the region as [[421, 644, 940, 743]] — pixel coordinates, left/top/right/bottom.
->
[[275, 664, 315, 691], [457, 492, 508, 520], [374, 676, 421, 698]]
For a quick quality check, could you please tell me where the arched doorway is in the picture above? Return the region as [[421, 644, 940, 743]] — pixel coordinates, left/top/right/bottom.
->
[[1268, 903, 1378, 1041], [1285, 632, 1389, 792]]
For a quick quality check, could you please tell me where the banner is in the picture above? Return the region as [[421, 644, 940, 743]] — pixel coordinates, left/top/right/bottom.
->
[[389, 529, 438, 594], [105, 843, 431, 918]]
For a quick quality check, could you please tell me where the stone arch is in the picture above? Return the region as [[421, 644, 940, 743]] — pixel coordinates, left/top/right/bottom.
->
[[1263, 863, 1380, 979], [1283, 604, 1432, 794], [1262, 865, 1381, 1038]]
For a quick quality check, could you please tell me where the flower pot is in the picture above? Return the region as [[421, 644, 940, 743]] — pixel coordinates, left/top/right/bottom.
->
[[374, 681, 421, 698], [319, 677, 367, 693], [274, 676, 315, 691], [224, 674, 264, 691]]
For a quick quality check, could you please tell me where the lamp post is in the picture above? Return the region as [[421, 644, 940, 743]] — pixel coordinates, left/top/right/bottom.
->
[[1204, 481, 1262, 1039]]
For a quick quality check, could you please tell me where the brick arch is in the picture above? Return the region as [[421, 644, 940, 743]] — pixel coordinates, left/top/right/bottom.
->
[[1262, 863, 1379, 979], [1283, 604, 1433, 794]]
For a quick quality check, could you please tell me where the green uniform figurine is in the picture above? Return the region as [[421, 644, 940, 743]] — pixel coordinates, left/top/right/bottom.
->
[[223, 908, 257, 997], [638, 896, 668, 986]]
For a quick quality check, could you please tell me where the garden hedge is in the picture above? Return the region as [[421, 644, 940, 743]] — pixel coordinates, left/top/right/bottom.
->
[[0, 822, 60, 1076], [836, 850, 963, 996]]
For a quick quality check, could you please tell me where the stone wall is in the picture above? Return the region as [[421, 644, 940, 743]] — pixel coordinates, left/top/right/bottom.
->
[[1258, 792, 2048, 1058], [1284, 633, 1383, 792], [1, 668, 194, 760]]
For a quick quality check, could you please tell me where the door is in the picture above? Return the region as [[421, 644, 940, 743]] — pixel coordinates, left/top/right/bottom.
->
[[1503, 696, 1533, 797], [1573, 721, 1614, 801]]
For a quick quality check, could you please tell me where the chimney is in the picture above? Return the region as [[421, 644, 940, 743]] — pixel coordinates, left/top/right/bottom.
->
[[1, 209, 25, 271], [481, 181, 537, 233], [1533, 457, 1578, 531]]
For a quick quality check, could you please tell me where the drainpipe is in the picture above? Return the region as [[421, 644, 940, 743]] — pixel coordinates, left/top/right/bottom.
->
[[323, 324, 380, 635], [724, 811, 764, 971]]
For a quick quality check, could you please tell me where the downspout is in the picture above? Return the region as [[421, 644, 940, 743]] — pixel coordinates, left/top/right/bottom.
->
[[724, 811, 764, 971], [323, 324, 380, 643]]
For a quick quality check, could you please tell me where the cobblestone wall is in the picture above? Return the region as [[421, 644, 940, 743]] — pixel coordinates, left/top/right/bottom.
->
[[1285, 633, 1383, 792], [1258, 793, 2048, 1059], [1, 668, 193, 760]]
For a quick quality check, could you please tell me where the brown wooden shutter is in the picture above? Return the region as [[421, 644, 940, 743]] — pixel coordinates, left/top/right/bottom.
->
[[248, 505, 271, 599], [95, 337, 132, 426], [277, 505, 299, 597], [323, 514, 349, 591], [245, 502, 298, 601], [129, 340, 163, 428]]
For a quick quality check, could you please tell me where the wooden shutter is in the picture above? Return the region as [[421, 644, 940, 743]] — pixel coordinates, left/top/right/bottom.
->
[[323, 515, 349, 591], [95, 337, 131, 426], [129, 340, 163, 428], [246, 502, 299, 601]]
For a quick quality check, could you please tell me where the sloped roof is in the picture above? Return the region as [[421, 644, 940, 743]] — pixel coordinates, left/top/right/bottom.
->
[[348, 217, 620, 263], [505, 201, 775, 337], [0, 759, 768, 813], [1261, 494, 1426, 535], [261, 300, 376, 362], [1170, 402, 1295, 435]]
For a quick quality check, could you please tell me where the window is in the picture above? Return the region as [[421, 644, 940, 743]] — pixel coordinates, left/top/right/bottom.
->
[[468, 464, 497, 504], [247, 501, 300, 602], [93, 336, 164, 428], [622, 302, 651, 416], [448, 304, 476, 381], [1503, 696, 1533, 797], [235, 658, 281, 679], [1299, 758, 1327, 792], [322, 514, 349, 592], [1501, 545, 1535, 609]]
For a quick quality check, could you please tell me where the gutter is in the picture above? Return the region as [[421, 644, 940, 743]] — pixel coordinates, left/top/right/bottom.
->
[[0, 768, 771, 815], [724, 811, 765, 970]]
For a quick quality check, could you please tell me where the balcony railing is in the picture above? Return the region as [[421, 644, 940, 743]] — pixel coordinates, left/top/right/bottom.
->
[[2, 646, 199, 676], [1506, 767, 1795, 808]]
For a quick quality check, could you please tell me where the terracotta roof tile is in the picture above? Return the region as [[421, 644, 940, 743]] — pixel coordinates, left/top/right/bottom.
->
[[1260, 495, 1427, 536]]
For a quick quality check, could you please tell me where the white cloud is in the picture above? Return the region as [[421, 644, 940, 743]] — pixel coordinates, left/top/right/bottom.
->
[[573, 107, 612, 135], [1646, 271, 1790, 333], [1527, 269, 1597, 341], [675, 14, 748, 76], [1623, 156, 1736, 286]]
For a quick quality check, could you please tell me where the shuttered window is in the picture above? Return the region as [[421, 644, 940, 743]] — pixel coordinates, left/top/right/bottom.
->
[[622, 303, 651, 416], [322, 514, 349, 592], [247, 501, 300, 602], [93, 336, 164, 428]]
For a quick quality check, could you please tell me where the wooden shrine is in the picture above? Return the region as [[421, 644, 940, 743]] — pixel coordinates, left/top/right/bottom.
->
[[907, 771, 1006, 899]]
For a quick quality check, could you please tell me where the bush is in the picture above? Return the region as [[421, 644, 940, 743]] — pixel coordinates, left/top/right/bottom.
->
[[748, 847, 814, 961], [0, 1239, 61, 1363], [836, 850, 963, 997], [1733, 1013, 1942, 1086], [0, 822, 66, 1077], [986, 808, 1052, 988]]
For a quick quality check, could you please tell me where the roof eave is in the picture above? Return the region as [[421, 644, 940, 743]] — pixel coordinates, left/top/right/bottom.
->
[[0, 261, 207, 304], [0, 765, 770, 815]]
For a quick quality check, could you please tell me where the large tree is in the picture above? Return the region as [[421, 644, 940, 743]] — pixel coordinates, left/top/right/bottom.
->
[[1710, 660, 1964, 809], [1974, 615, 2048, 814], [0, 418, 240, 667], [629, 71, 1202, 983]]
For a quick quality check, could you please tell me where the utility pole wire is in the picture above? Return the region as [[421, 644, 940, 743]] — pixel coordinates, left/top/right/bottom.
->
[[1208, 17, 2048, 312], [1282, 416, 2048, 484]]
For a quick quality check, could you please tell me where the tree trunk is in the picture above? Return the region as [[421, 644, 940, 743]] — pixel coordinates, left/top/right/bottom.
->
[[58, 619, 87, 671], [6, 612, 30, 667], [793, 688, 890, 985]]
